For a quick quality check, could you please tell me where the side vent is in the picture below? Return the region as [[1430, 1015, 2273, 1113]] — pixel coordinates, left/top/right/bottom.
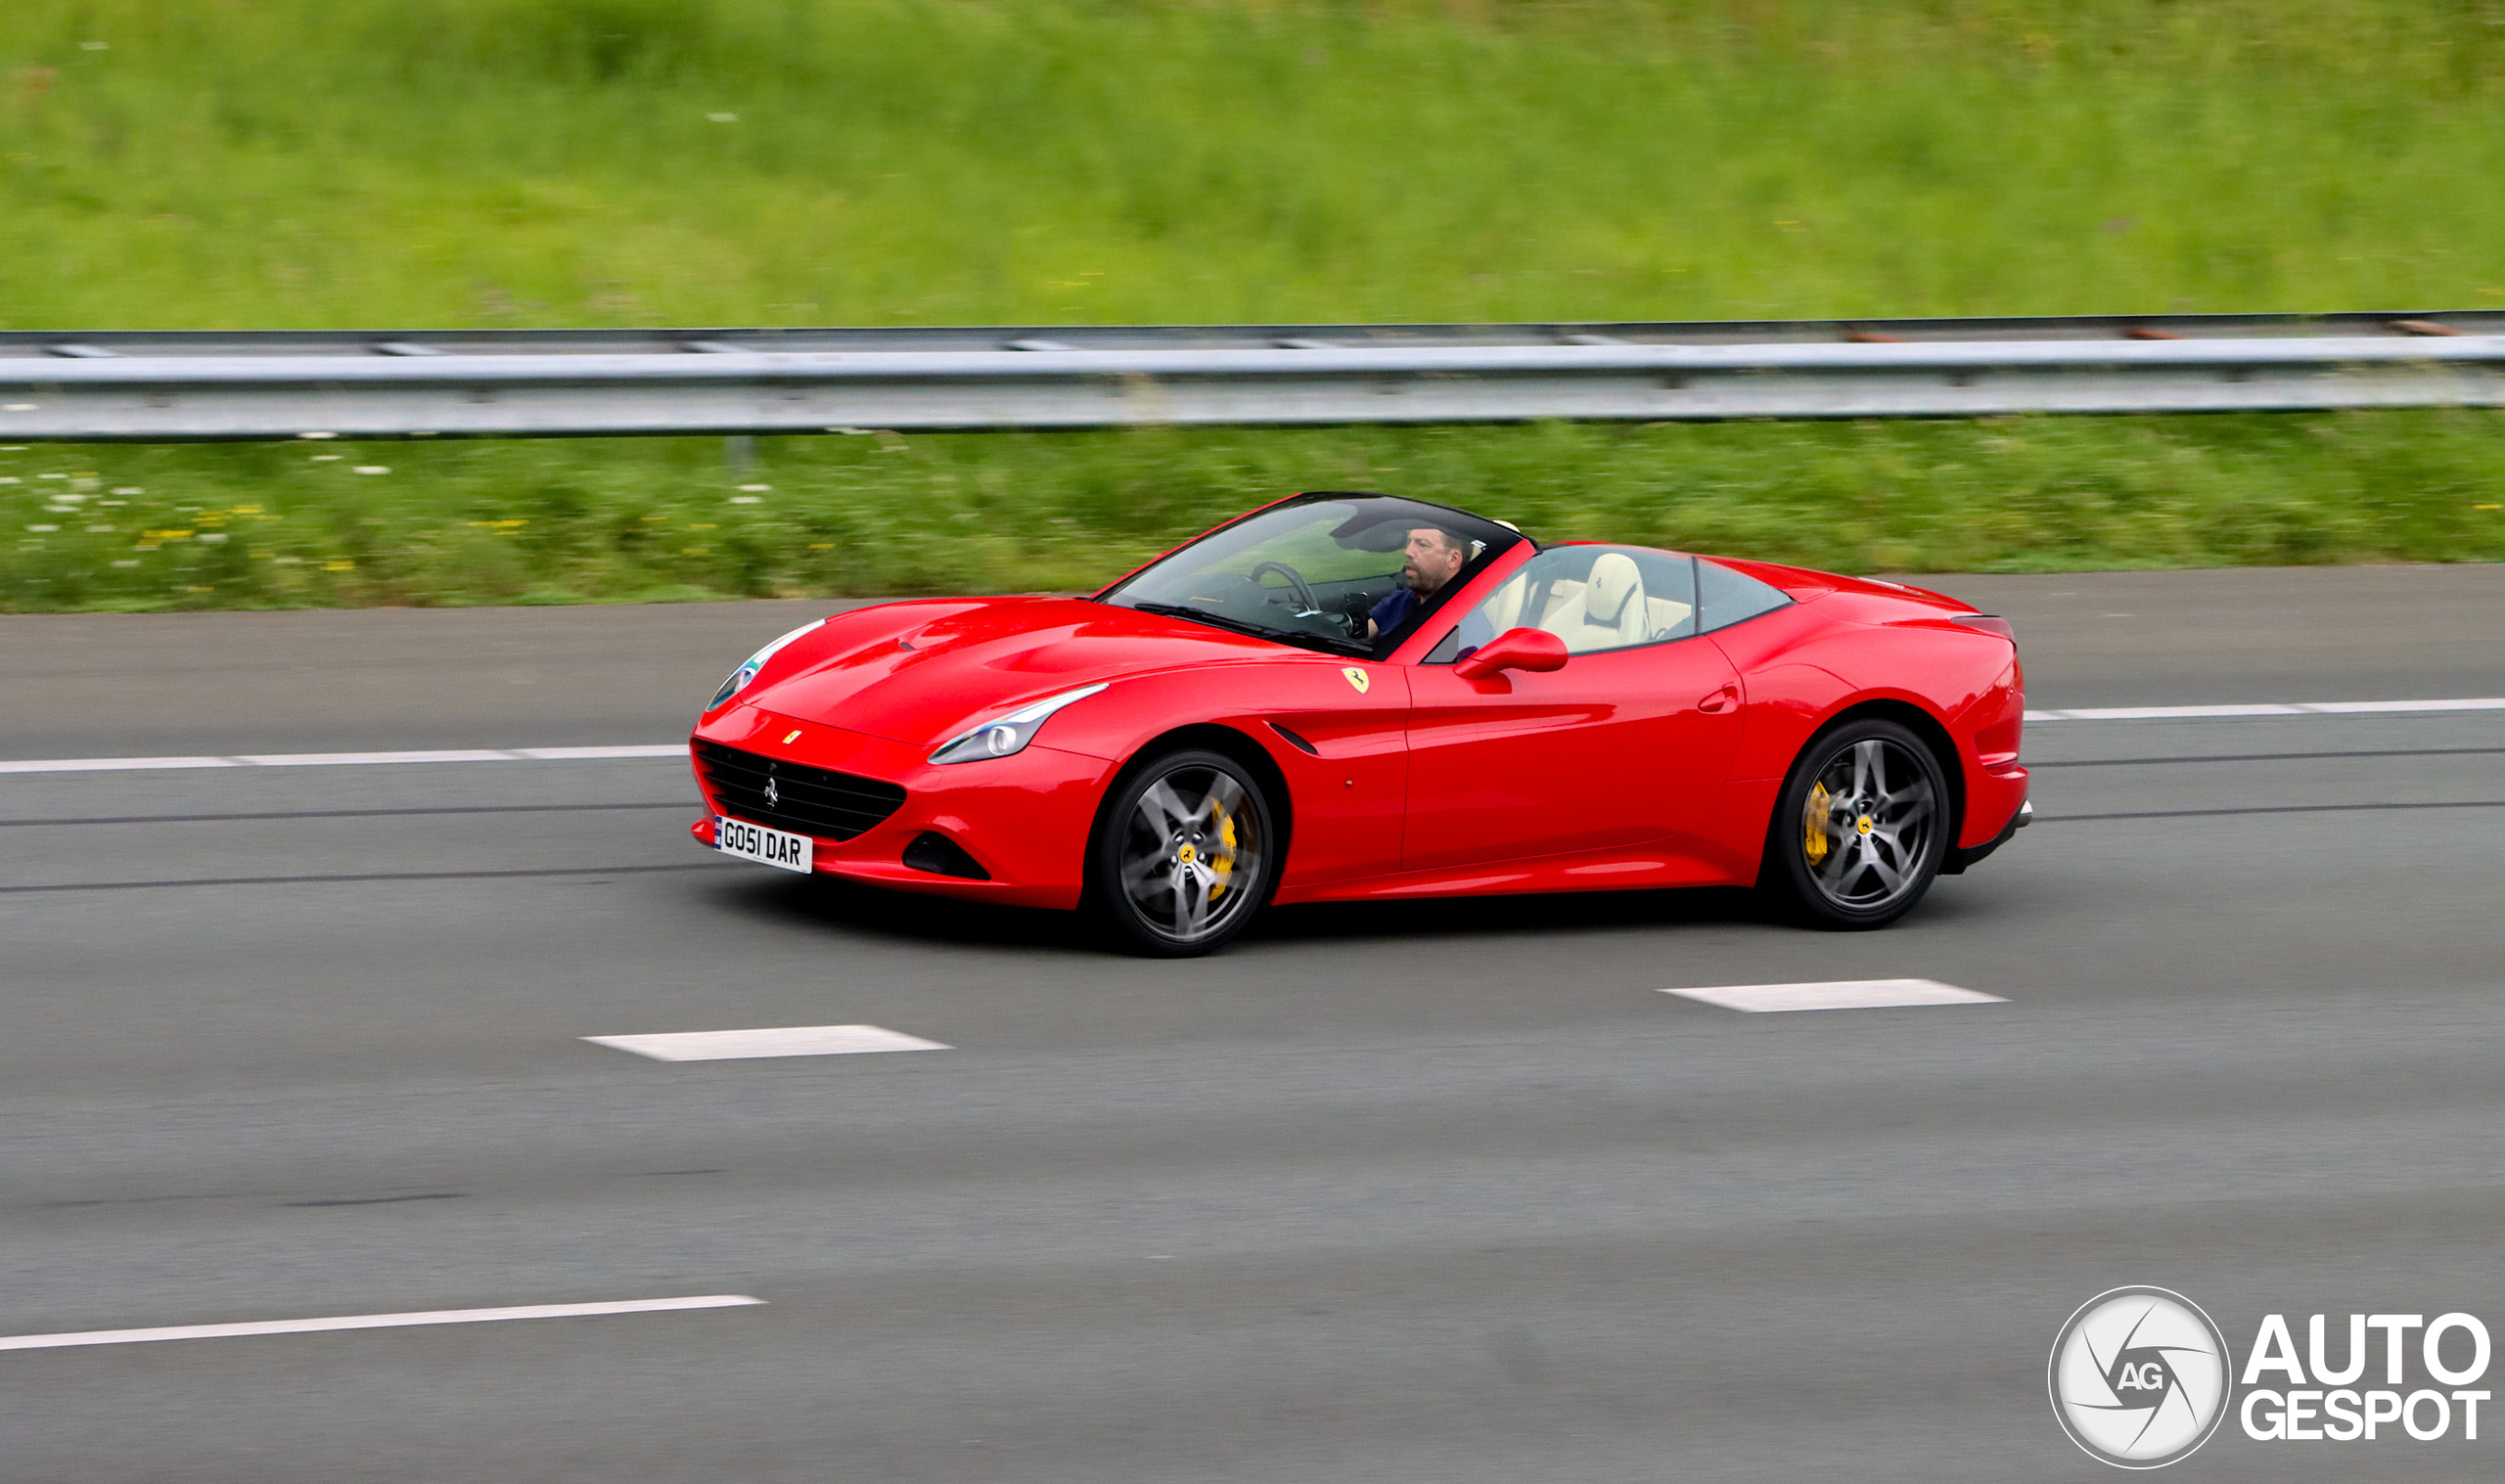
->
[[1267, 722, 1320, 756]]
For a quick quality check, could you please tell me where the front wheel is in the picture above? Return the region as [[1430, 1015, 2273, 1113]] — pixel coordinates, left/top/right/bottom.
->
[[1761, 719, 1950, 930], [1088, 748, 1278, 957]]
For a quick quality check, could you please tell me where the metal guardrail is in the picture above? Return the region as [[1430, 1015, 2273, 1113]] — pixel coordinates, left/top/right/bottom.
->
[[2, 312, 2501, 439]]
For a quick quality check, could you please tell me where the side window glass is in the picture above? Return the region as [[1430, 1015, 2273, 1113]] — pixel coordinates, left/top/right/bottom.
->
[[1696, 559, 1792, 634], [1427, 547, 1697, 661]]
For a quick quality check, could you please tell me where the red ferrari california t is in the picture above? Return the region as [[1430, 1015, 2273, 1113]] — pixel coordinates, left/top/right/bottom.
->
[[689, 492, 2028, 955]]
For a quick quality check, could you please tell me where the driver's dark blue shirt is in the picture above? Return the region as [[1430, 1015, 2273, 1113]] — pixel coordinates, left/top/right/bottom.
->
[[1373, 583, 1498, 653], [1368, 586, 1421, 637]]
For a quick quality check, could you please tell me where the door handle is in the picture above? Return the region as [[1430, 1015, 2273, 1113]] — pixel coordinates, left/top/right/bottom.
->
[[1698, 684, 1739, 714]]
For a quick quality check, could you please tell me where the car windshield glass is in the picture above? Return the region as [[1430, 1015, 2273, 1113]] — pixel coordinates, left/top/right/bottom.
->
[[1097, 494, 1526, 658]]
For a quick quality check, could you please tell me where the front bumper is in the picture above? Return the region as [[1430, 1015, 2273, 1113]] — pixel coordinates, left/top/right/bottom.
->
[[688, 704, 1114, 910]]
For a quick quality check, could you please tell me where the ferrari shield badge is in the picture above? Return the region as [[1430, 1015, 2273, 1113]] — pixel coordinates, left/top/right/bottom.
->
[[1342, 666, 1371, 695]]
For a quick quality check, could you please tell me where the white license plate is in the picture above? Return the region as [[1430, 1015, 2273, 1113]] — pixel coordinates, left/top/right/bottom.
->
[[714, 815, 813, 875]]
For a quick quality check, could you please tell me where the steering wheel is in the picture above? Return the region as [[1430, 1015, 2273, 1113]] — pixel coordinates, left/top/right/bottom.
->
[[1247, 561, 1320, 614]]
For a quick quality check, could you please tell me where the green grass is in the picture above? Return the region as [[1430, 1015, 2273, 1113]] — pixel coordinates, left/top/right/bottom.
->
[[10, 412, 2503, 611], [12, 0, 2505, 328], [6, 1, 2505, 609]]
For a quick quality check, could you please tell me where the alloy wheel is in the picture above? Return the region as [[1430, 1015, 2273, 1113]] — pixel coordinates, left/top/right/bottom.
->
[[1799, 735, 1937, 912], [1112, 758, 1267, 949]]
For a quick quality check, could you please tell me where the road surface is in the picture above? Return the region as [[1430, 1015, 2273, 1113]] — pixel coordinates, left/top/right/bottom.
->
[[2, 562, 2499, 1481]]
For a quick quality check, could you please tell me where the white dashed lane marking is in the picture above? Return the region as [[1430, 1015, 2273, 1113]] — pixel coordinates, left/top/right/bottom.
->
[[0, 744, 685, 775], [1662, 979, 2006, 1012], [584, 1024, 951, 1061], [2027, 697, 2505, 722], [0, 1294, 763, 1352], [1, 695, 2500, 776]]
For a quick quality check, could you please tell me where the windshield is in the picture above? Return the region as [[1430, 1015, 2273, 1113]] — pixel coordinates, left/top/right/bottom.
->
[[1096, 494, 1527, 658]]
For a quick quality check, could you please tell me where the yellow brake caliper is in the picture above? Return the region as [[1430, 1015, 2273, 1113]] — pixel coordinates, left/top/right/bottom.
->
[[1207, 803, 1238, 899], [1803, 782, 1832, 864]]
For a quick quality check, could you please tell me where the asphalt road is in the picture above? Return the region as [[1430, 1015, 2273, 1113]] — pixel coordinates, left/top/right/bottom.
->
[[2, 564, 2502, 1482]]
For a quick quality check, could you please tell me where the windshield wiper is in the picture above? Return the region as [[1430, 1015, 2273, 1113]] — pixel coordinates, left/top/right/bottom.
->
[[1126, 602, 1367, 656]]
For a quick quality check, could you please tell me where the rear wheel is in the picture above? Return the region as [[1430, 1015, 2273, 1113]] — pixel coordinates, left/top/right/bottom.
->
[[1762, 718, 1949, 930], [1089, 748, 1277, 957]]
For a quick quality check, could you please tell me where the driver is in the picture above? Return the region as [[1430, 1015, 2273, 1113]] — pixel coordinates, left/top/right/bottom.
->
[[1366, 525, 1470, 641]]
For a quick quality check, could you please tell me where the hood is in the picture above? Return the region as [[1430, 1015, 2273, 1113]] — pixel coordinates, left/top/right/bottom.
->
[[742, 597, 1282, 746]]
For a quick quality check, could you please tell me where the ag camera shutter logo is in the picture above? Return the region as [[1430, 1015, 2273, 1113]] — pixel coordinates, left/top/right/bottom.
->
[[2049, 1287, 2231, 1468]]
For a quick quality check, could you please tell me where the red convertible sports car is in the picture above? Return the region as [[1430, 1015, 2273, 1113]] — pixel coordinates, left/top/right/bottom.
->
[[689, 492, 2029, 955]]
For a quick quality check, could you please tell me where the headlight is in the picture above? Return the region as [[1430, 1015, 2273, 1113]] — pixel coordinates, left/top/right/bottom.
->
[[930, 683, 1108, 765], [706, 619, 826, 711]]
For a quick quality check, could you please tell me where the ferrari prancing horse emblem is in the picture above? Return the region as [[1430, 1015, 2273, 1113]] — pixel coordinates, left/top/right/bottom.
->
[[1342, 666, 1371, 695]]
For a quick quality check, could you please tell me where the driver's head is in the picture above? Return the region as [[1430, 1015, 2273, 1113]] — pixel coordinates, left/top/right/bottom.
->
[[1401, 526, 1469, 595]]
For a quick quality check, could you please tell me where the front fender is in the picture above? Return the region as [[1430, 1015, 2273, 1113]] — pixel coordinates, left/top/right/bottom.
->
[[1043, 656, 1414, 889]]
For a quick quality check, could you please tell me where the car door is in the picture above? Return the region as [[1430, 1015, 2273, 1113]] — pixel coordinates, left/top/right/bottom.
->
[[1399, 546, 1744, 874]]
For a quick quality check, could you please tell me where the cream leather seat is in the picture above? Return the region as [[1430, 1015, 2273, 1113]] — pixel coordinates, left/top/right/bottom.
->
[[1539, 551, 1649, 652], [1478, 573, 1527, 634]]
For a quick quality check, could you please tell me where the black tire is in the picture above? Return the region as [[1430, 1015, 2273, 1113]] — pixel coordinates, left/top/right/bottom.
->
[[1760, 717, 1951, 930], [1087, 747, 1279, 957]]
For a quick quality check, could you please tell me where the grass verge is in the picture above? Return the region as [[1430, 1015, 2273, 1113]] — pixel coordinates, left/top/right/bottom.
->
[[7, 2, 2505, 609], [8, 412, 2502, 612]]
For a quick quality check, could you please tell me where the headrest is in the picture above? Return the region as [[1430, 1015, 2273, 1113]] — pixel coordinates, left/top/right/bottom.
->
[[1584, 553, 1642, 623], [1481, 574, 1526, 632]]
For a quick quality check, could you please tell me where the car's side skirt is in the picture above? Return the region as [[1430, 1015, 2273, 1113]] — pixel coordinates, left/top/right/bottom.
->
[[1273, 842, 1739, 906]]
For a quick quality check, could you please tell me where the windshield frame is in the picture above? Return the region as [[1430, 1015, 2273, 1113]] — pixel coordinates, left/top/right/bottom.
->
[[1093, 492, 1532, 661]]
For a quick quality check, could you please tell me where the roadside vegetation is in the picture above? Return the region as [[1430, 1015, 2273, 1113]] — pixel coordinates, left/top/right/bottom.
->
[[9, 413, 2502, 610], [5, 0, 2504, 609]]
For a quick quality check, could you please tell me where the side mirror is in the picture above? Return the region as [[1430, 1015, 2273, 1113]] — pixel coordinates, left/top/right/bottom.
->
[[1454, 626, 1569, 681]]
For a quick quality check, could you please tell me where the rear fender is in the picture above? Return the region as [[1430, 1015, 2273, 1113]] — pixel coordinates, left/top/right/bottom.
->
[[1709, 612, 2021, 871]]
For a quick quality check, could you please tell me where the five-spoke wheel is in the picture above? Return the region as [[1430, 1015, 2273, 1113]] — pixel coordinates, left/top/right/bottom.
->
[[1090, 748, 1277, 956], [1764, 719, 1950, 929]]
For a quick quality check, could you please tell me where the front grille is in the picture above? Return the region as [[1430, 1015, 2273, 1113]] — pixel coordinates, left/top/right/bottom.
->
[[695, 739, 907, 841]]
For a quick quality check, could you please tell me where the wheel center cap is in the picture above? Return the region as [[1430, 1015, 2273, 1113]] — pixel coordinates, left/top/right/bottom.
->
[[1177, 843, 1197, 863], [1855, 815, 1875, 835]]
